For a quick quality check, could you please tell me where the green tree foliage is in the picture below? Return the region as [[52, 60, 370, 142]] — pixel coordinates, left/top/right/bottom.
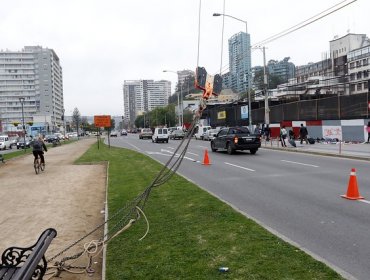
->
[[72, 108, 81, 130], [253, 69, 285, 90], [134, 104, 177, 129]]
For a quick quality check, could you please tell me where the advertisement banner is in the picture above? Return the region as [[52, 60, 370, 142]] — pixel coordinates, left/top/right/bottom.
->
[[241, 105, 249, 119], [217, 111, 226, 120]]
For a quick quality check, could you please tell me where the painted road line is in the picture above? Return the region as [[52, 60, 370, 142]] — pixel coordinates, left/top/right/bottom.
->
[[186, 152, 199, 156], [148, 151, 196, 162], [127, 143, 141, 151], [166, 147, 175, 150], [359, 199, 370, 205], [281, 160, 319, 168], [224, 162, 255, 172], [198, 145, 209, 149]]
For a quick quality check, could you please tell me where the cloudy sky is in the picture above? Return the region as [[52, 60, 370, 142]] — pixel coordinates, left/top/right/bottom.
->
[[0, 0, 367, 116]]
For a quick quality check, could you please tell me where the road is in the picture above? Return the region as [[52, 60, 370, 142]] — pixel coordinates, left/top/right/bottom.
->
[[107, 134, 370, 280]]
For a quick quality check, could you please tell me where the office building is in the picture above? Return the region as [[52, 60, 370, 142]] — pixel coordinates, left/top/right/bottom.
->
[[228, 31, 252, 94], [123, 79, 171, 125]]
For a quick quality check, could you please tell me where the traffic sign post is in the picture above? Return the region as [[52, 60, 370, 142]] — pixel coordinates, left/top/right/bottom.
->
[[94, 115, 111, 149]]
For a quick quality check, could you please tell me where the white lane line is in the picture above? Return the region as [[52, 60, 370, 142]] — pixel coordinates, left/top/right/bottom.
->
[[127, 143, 141, 151], [148, 151, 197, 162], [224, 162, 255, 172], [359, 199, 370, 205], [198, 145, 209, 149], [187, 152, 199, 156], [281, 160, 319, 168], [166, 147, 175, 150]]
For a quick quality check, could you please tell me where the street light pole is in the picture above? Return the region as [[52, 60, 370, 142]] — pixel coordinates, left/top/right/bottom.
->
[[19, 97, 26, 151], [263, 46, 269, 125], [213, 13, 252, 131]]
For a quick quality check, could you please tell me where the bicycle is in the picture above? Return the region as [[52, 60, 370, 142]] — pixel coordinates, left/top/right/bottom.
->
[[34, 156, 45, 174]]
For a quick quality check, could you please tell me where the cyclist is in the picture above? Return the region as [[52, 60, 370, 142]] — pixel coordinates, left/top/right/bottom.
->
[[32, 136, 48, 166]]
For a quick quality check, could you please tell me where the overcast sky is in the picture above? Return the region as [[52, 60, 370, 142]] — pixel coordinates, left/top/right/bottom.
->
[[0, 0, 367, 116]]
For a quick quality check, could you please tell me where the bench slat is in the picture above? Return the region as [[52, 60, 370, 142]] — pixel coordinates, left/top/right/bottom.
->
[[0, 267, 18, 280], [0, 228, 57, 280]]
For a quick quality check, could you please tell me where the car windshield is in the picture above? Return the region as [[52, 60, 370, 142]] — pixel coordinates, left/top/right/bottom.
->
[[229, 127, 250, 134]]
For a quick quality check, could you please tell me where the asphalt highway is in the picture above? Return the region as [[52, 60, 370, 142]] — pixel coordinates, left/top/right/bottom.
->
[[108, 134, 370, 280]]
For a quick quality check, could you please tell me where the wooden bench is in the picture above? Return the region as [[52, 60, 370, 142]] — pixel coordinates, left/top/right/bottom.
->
[[0, 228, 57, 280]]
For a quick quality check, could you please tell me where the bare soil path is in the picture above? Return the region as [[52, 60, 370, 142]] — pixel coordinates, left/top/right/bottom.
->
[[0, 138, 106, 279]]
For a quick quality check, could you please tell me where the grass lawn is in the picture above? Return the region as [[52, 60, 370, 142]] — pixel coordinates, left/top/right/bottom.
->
[[77, 142, 344, 280]]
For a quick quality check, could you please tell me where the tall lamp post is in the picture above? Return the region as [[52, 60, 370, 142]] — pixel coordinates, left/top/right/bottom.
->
[[163, 70, 182, 127], [213, 13, 252, 131], [19, 97, 26, 151]]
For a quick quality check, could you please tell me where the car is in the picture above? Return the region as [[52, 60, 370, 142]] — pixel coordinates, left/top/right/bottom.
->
[[194, 125, 211, 140], [203, 128, 220, 141], [45, 134, 59, 143], [169, 129, 185, 140], [121, 129, 128, 136], [0, 135, 11, 150], [139, 128, 153, 139], [17, 137, 32, 149], [152, 127, 169, 143], [210, 126, 261, 155], [110, 131, 118, 137]]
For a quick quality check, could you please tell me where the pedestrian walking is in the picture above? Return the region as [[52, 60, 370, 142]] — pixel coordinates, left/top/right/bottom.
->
[[367, 121, 370, 143], [264, 124, 271, 141], [280, 126, 287, 147], [299, 123, 309, 144]]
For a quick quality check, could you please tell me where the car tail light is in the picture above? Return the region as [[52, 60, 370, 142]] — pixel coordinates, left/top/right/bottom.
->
[[233, 136, 239, 144]]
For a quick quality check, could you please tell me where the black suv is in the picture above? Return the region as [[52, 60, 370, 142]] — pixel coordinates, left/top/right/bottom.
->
[[210, 126, 261, 155]]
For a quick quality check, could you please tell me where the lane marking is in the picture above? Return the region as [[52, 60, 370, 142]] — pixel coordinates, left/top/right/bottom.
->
[[198, 145, 209, 149], [166, 147, 175, 150], [187, 152, 199, 156], [359, 199, 370, 205], [224, 162, 255, 172], [127, 143, 141, 151], [281, 160, 319, 168]]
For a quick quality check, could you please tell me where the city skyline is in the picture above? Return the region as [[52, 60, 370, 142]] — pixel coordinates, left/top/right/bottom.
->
[[0, 0, 367, 116]]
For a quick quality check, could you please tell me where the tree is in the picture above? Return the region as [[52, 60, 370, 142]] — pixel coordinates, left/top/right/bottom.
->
[[72, 108, 81, 130]]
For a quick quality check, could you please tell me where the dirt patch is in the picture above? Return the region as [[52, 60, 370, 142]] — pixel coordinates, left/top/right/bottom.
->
[[0, 139, 106, 279]]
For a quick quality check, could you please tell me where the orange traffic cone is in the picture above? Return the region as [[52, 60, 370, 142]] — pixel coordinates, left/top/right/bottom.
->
[[202, 149, 211, 165], [341, 168, 364, 200]]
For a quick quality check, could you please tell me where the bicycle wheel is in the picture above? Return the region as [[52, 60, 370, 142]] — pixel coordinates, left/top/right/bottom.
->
[[34, 159, 40, 174]]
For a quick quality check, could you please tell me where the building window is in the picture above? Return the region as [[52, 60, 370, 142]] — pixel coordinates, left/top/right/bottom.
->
[[357, 83, 362, 91], [357, 72, 362, 79], [356, 61, 361, 67], [350, 73, 356, 81], [350, 84, 356, 93], [363, 58, 368, 66], [364, 81, 368, 90], [349, 62, 355, 69], [364, 71, 369, 78]]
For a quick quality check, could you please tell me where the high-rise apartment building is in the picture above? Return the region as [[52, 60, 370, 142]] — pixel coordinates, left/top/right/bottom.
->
[[0, 46, 63, 133], [227, 31, 252, 94], [123, 79, 171, 125]]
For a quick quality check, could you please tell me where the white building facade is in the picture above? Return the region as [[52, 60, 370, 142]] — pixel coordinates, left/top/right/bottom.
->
[[0, 46, 63, 133], [123, 79, 171, 125]]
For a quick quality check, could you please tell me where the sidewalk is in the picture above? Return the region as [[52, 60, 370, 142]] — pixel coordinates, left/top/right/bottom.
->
[[261, 138, 370, 160], [0, 139, 106, 280]]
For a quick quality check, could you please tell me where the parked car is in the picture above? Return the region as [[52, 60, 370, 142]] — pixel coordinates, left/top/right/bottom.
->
[[110, 130, 118, 137], [121, 129, 128, 136], [45, 134, 59, 143], [17, 137, 32, 149], [0, 135, 11, 150], [139, 128, 153, 139], [203, 128, 220, 141], [169, 129, 185, 140], [152, 127, 169, 143], [194, 125, 211, 140], [210, 126, 261, 155]]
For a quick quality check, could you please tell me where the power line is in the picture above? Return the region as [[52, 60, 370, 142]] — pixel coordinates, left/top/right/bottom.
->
[[252, 0, 357, 47]]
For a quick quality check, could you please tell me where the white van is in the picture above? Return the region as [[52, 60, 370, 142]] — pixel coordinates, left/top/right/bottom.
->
[[0, 135, 11, 150], [194, 125, 211, 140], [152, 127, 169, 143]]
